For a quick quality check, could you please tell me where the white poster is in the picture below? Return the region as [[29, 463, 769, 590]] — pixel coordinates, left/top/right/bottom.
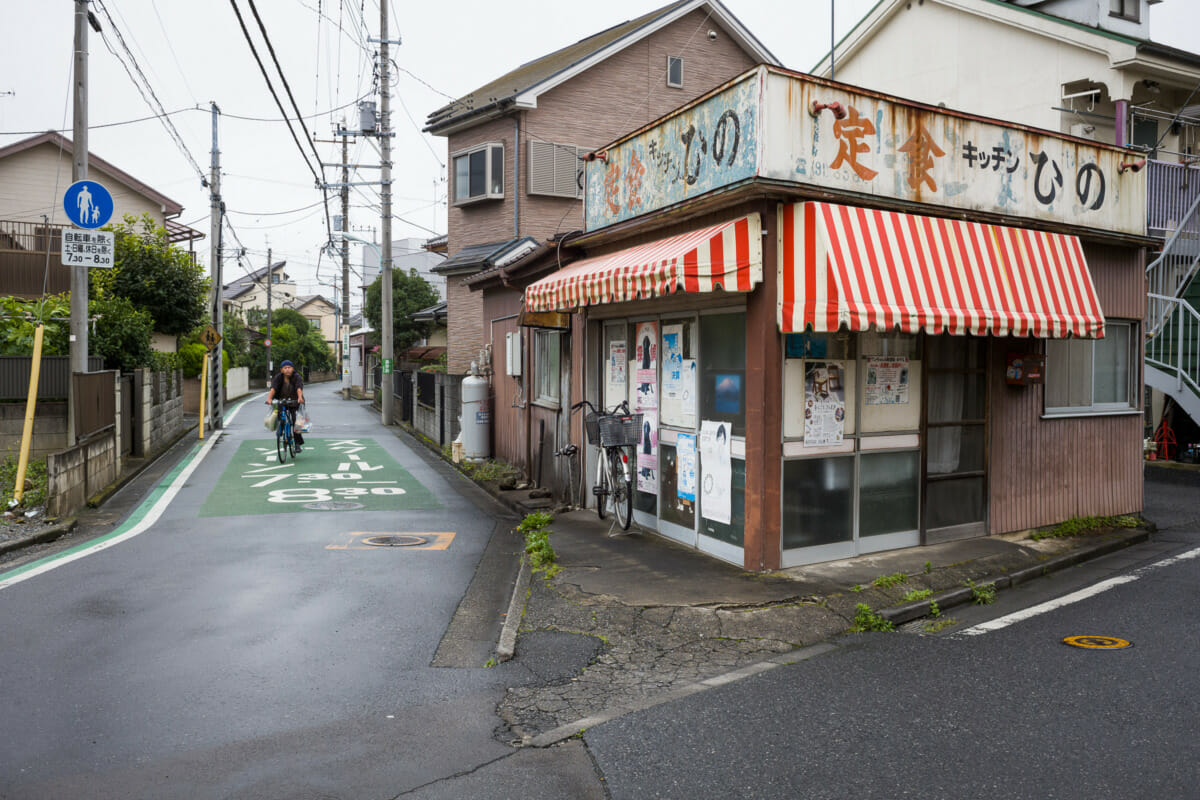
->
[[607, 341, 627, 406], [661, 324, 692, 425], [676, 433, 697, 502], [865, 356, 910, 405], [637, 409, 658, 494], [804, 361, 846, 446], [700, 420, 732, 525], [681, 359, 697, 418]]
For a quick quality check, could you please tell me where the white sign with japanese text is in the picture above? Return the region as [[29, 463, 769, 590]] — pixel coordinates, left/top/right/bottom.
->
[[61, 229, 115, 268]]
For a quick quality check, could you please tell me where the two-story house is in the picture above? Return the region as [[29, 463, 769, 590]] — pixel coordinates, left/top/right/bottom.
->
[[0, 131, 204, 351], [221, 261, 295, 317], [812, 0, 1200, 446], [423, 0, 779, 487]]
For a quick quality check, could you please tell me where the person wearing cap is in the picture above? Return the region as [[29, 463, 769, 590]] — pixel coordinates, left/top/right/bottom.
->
[[266, 360, 306, 450]]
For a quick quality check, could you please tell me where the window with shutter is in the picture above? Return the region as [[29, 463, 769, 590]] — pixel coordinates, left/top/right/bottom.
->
[[528, 140, 582, 199]]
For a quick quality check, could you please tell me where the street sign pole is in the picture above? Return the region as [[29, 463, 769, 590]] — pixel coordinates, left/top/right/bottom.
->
[[68, 0, 89, 445]]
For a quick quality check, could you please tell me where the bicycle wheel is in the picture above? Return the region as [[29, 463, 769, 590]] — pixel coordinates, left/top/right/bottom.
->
[[595, 449, 609, 520], [608, 448, 633, 530], [276, 422, 287, 463]]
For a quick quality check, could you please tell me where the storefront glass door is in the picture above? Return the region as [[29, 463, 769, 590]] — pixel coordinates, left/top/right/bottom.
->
[[923, 336, 988, 543]]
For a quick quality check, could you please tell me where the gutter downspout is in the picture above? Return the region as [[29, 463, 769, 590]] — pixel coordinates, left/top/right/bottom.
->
[[514, 115, 521, 238]]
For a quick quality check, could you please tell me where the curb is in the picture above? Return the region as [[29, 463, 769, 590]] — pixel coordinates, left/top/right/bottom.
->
[[0, 517, 78, 556], [881, 528, 1151, 625], [496, 555, 532, 663]]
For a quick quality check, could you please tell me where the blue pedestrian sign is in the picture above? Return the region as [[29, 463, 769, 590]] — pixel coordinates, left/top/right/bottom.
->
[[63, 180, 114, 229]]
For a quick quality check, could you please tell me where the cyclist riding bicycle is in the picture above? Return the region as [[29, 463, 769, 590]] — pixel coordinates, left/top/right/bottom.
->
[[265, 360, 306, 451]]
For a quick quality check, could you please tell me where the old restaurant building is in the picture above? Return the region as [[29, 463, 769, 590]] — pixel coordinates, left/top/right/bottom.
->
[[521, 64, 1148, 570]]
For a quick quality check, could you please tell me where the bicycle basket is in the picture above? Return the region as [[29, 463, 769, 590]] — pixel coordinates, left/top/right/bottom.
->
[[584, 411, 602, 445], [598, 413, 643, 448]]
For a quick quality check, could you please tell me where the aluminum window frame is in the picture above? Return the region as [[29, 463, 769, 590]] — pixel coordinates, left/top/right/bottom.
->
[[451, 141, 505, 205]]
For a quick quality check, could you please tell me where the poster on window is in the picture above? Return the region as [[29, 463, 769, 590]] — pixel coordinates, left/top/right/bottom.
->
[[865, 357, 909, 405], [699, 420, 732, 524], [634, 322, 658, 410], [681, 359, 697, 418], [676, 432, 697, 502], [636, 409, 658, 493], [804, 361, 846, 446], [607, 341, 627, 405]]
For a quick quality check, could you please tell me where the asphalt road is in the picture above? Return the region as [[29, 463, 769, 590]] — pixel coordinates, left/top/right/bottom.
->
[[0, 384, 599, 799], [582, 473, 1200, 799]]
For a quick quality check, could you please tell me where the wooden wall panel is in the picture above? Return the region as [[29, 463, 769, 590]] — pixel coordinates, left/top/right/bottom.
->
[[1084, 242, 1145, 321], [483, 291, 528, 473], [988, 339, 1142, 534]]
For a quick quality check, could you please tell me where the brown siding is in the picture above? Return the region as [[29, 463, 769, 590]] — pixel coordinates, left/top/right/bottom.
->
[[988, 338, 1143, 534], [445, 275, 485, 374], [447, 116, 519, 250], [483, 289, 528, 472], [1084, 243, 1145, 320]]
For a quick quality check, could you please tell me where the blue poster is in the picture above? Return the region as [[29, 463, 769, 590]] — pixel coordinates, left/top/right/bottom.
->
[[676, 433, 696, 502]]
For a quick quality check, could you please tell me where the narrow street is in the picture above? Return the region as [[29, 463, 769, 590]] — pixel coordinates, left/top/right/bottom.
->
[[0, 383, 600, 799]]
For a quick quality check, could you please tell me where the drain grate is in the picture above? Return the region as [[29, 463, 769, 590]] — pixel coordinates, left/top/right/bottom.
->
[[303, 501, 365, 511], [362, 534, 428, 547]]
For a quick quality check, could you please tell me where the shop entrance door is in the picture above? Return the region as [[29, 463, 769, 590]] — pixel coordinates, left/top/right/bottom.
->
[[922, 336, 988, 544]]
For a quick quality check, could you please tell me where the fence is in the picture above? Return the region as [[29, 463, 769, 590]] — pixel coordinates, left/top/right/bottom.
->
[[0, 219, 69, 298], [1147, 160, 1200, 239], [74, 370, 116, 440], [0, 355, 105, 400]]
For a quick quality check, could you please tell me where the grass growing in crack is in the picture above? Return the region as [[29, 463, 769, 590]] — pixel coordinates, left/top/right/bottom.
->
[[850, 584, 864, 593], [849, 603, 895, 632], [929, 600, 940, 617], [902, 588, 933, 602], [1031, 514, 1140, 540], [872, 572, 908, 589], [483, 657, 498, 668], [965, 579, 996, 605], [924, 560, 933, 574], [519, 511, 559, 578], [923, 617, 957, 633]]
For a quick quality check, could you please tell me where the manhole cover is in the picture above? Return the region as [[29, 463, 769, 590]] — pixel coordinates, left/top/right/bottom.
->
[[1063, 635, 1132, 650], [362, 534, 428, 547], [303, 501, 365, 511]]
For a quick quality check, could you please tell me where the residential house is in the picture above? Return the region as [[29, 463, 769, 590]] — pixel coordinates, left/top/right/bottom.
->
[[221, 261, 295, 318], [812, 0, 1200, 439], [0, 131, 204, 351], [423, 0, 779, 481], [287, 293, 338, 351], [358, 236, 447, 304], [522, 64, 1148, 568]]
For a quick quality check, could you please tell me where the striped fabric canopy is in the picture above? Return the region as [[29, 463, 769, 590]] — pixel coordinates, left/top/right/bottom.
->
[[525, 214, 762, 313], [779, 202, 1106, 339]]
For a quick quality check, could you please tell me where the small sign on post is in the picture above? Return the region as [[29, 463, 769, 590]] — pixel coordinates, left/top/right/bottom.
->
[[201, 324, 222, 351], [61, 230, 115, 268], [382, 358, 393, 375]]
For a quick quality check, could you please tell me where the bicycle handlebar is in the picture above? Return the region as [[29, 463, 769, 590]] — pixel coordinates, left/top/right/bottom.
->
[[571, 399, 630, 416]]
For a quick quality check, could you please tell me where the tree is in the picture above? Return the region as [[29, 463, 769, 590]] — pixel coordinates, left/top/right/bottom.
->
[[0, 295, 70, 355], [90, 295, 154, 372], [364, 268, 441, 357], [92, 214, 209, 338]]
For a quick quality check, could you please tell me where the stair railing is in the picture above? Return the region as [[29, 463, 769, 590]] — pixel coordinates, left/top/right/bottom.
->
[[1146, 293, 1200, 403], [1146, 189, 1200, 337]]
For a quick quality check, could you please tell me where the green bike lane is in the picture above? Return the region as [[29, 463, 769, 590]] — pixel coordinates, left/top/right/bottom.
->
[[0, 387, 530, 799]]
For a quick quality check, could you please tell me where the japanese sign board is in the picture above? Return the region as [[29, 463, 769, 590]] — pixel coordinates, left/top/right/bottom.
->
[[61, 229, 114, 268], [585, 67, 1145, 238]]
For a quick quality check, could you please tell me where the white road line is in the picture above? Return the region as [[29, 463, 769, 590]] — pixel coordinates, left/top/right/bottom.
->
[[957, 544, 1200, 636], [0, 398, 254, 592]]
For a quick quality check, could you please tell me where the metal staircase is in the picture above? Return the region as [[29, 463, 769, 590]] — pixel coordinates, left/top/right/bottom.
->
[[1145, 190, 1200, 424]]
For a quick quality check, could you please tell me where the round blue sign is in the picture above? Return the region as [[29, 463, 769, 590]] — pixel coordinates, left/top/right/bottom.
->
[[63, 180, 114, 229]]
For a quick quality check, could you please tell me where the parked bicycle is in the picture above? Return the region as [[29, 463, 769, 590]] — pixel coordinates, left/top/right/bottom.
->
[[273, 398, 301, 463], [570, 399, 642, 531]]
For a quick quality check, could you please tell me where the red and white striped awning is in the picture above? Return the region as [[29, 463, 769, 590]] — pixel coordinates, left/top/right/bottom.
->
[[525, 214, 762, 312], [779, 202, 1106, 338]]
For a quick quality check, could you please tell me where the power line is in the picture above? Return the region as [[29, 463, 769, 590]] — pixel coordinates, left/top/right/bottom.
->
[[93, 0, 207, 185], [228, 0, 323, 187]]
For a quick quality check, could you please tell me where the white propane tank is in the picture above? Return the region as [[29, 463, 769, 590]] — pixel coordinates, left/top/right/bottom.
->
[[460, 362, 490, 461]]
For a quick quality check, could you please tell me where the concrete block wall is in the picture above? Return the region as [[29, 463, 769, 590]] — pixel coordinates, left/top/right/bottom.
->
[[0, 401, 68, 459], [141, 369, 187, 456], [226, 367, 250, 400], [46, 429, 117, 518]]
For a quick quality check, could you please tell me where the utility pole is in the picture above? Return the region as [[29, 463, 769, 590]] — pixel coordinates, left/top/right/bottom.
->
[[209, 102, 223, 430], [378, 2, 395, 426], [341, 133, 351, 400], [68, 0, 90, 444], [266, 246, 273, 386]]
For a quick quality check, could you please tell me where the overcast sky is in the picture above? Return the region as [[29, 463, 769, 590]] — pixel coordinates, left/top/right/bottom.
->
[[3, 0, 1199, 311]]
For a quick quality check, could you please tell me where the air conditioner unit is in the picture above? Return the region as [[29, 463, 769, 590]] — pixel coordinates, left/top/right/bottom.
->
[[506, 332, 522, 377]]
